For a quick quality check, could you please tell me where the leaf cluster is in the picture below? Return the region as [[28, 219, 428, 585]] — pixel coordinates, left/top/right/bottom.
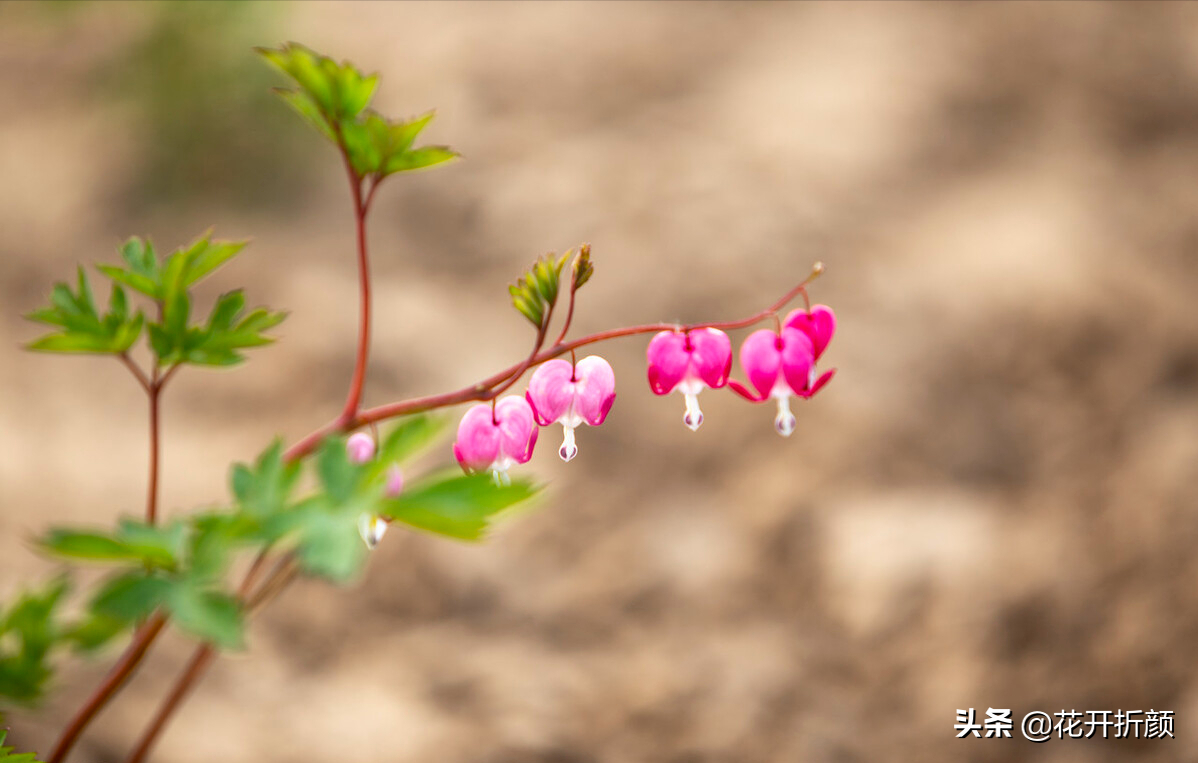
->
[[0, 731, 44, 763], [258, 43, 457, 181], [37, 416, 539, 654], [26, 231, 285, 370], [508, 245, 594, 328], [0, 579, 122, 709]]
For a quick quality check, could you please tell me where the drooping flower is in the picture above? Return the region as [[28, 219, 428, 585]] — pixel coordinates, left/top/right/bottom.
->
[[646, 327, 732, 431], [359, 467, 402, 550], [783, 304, 837, 360], [358, 514, 389, 549], [453, 395, 539, 484], [729, 327, 832, 436], [346, 432, 376, 464], [525, 355, 615, 462]]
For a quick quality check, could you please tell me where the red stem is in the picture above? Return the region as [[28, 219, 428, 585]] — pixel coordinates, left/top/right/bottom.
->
[[46, 614, 168, 763], [123, 644, 215, 763], [338, 167, 376, 425]]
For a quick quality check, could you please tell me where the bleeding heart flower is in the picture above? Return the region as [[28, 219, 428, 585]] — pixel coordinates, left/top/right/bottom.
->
[[453, 396, 539, 484], [358, 514, 389, 549], [729, 327, 832, 436], [526, 355, 615, 462], [784, 304, 836, 360], [646, 327, 732, 431], [346, 432, 375, 464]]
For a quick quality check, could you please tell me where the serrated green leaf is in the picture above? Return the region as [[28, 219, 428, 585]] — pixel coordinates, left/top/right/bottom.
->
[[275, 88, 336, 142], [292, 509, 367, 583], [165, 585, 244, 650], [89, 573, 169, 622], [114, 519, 186, 569], [382, 146, 459, 176], [40, 531, 141, 564], [62, 612, 127, 653], [183, 239, 247, 287], [382, 472, 541, 540], [315, 438, 359, 504], [373, 414, 447, 468], [25, 273, 144, 356], [0, 729, 46, 763]]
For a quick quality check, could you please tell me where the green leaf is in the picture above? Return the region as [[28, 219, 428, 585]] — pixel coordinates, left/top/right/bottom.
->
[[165, 585, 244, 650], [25, 271, 144, 356], [382, 472, 541, 540], [62, 613, 127, 653], [0, 730, 45, 763], [374, 414, 447, 467], [40, 531, 142, 564], [40, 522, 183, 570], [291, 507, 367, 583], [315, 438, 360, 504], [230, 439, 301, 524], [89, 573, 169, 622], [382, 145, 458, 175]]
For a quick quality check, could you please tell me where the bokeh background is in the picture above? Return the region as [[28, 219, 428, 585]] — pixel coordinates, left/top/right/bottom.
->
[[3, 2, 1198, 761]]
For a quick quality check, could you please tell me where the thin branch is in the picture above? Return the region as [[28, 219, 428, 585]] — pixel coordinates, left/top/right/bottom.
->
[[122, 644, 215, 763], [117, 353, 151, 393], [47, 614, 168, 763]]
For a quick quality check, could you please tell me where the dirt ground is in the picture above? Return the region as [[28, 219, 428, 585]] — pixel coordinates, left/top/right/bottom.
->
[[2, 2, 1198, 762]]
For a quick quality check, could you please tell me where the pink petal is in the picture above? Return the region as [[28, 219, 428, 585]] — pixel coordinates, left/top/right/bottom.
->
[[526, 359, 576, 426], [780, 328, 815, 396], [495, 395, 538, 464], [687, 328, 732, 389], [728, 379, 767, 402], [573, 355, 616, 426], [799, 367, 837, 399], [453, 403, 501, 473], [739, 329, 784, 399], [784, 304, 836, 359], [646, 331, 688, 395]]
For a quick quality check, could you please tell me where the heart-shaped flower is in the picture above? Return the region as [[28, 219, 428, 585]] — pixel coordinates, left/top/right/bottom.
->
[[646, 327, 732, 431], [729, 327, 831, 436], [784, 304, 836, 360], [453, 396, 539, 484], [526, 355, 615, 461]]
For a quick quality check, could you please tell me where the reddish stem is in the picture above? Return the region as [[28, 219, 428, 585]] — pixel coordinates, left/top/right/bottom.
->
[[46, 614, 168, 763], [338, 168, 377, 425], [123, 644, 215, 763]]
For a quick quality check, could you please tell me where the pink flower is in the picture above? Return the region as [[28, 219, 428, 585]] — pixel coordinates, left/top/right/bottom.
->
[[783, 304, 836, 360], [346, 432, 375, 464], [729, 327, 833, 436], [453, 396, 539, 484], [646, 328, 732, 431], [525, 355, 616, 462]]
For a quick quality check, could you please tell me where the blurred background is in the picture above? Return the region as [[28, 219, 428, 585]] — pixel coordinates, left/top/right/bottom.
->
[[2, 1, 1198, 761]]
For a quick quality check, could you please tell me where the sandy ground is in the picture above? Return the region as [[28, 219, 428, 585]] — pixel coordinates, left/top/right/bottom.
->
[[2, 2, 1198, 761]]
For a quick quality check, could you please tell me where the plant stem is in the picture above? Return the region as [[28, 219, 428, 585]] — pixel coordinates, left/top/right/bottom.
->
[[46, 614, 168, 763], [284, 264, 822, 462], [338, 169, 377, 425], [123, 645, 215, 763], [146, 382, 161, 526]]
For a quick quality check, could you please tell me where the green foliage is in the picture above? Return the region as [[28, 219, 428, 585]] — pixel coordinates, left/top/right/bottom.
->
[[0, 580, 67, 706], [0, 731, 44, 763], [508, 246, 594, 328], [25, 268, 144, 355], [26, 231, 286, 371], [382, 471, 541, 541], [258, 43, 458, 181], [32, 415, 536, 652]]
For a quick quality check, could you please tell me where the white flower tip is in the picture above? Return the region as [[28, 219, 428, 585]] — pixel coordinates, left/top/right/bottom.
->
[[774, 397, 796, 437]]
